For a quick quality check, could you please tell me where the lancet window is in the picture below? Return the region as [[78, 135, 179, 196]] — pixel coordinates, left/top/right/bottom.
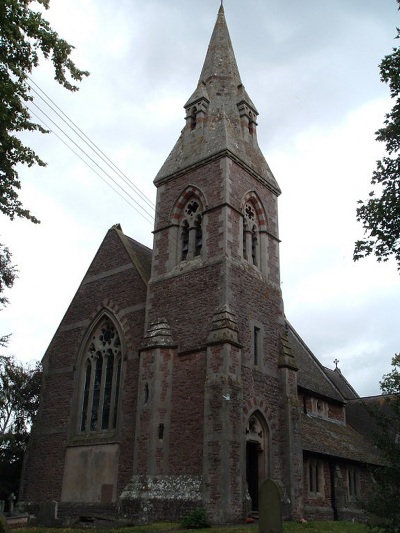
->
[[243, 201, 259, 267], [79, 318, 122, 433], [179, 198, 203, 261]]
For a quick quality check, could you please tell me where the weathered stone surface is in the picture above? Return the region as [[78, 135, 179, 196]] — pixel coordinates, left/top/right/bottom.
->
[[38, 501, 58, 527], [259, 479, 282, 533]]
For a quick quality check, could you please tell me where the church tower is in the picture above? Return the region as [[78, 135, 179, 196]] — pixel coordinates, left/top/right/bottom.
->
[[121, 5, 302, 523]]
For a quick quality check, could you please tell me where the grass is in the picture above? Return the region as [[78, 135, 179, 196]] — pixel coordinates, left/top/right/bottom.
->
[[15, 521, 370, 533]]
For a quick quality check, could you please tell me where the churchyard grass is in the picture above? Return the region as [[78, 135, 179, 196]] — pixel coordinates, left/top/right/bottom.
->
[[14, 521, 369, 533]]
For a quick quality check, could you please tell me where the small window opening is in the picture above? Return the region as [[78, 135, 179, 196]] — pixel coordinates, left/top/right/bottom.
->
[[181, 220, 189, 260], [243, 218, 248, 260], [195, 216, 203, 256], [254, 326, 260, 366], [191, 107, 197, 131], [309, 461, 321, 493], [144, 383, 149, 404], [158, 423, 165, 440], [251, 226, 258, 266], [248, 112, 254, 135]]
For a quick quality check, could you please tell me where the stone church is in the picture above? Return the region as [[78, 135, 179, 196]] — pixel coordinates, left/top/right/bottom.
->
[[20, 5, 381, 524]]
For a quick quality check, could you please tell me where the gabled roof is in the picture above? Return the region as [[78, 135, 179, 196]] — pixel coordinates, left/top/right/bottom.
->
[[154, 6, 279, 193], [113, 224, 152, 284], [323, 366, 359, 400], [301, 413, 383, 465], [287, 322, 344, 403]]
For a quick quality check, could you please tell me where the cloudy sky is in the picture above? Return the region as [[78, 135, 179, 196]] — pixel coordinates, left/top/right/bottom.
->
[[2, 0, 399, 396]]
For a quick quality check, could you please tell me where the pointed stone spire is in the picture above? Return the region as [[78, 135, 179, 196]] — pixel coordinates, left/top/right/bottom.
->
[[198, 4, 242, 95], [155, 6, 280, 194]]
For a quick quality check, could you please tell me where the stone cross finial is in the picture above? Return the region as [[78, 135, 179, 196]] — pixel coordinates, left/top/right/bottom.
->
[[334, 358, 339, 369]]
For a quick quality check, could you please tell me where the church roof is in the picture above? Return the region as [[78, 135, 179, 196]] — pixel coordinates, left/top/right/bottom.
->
[[113, 224, 152, 284], [301, 413, 383, 465], [287, 323, 345, 403], [323, 366, 359, 400], [154, 6, 279, 193]]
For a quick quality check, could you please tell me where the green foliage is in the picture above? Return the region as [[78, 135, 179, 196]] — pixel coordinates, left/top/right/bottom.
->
[[12, 522, 370, 533], [181, 508, 211, 529], [0, 242, 17, 347], [0, 355, 42, 502], [0, 0, 88, 224], [362, 354, 400, 533], [0, 243, 17, 310], [354, 0, 400, 269]]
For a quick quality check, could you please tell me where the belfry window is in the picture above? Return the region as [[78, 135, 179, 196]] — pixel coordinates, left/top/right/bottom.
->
[[243, 202, 259, 267], [181, 220, 190, 261], [179, 197, 204, 261], [194, 215, 203, 256], [190, 106, 197, 131], [80, 319, 122, 433]]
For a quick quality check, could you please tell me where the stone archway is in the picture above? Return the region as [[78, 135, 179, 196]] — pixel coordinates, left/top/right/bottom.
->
[[246, 412, 269, 512]]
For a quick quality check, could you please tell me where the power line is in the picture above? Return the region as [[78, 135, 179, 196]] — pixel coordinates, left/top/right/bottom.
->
[[28, 77, 156, 212], [28, 100, 155, 225]]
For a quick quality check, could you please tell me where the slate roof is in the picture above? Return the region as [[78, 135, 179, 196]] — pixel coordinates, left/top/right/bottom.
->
[[346, 395, 398, 442], [154, 5, 279, 193], [114, 224, 152, 284], [287, 323, 344, 403], [301, 413, 383, 465], [323, 366, 359, 400]]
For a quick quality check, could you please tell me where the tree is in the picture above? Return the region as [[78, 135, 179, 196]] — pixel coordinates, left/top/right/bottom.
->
[[0, 0, 89, 225], [0, 355, 42, 504], [364, 354, 400, 533], [354, 0, 400, 269], [0, 242, 17, 347]]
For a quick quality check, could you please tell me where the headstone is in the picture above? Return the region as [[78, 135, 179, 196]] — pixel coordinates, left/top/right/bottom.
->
[[7, 494, 15, 516], [38, 501, 58, 527], [0, 513, 10, 533], [258, 479, 283, 533]]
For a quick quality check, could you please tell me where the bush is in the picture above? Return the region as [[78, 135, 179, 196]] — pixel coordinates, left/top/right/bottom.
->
[[181, 508, 211, 529]]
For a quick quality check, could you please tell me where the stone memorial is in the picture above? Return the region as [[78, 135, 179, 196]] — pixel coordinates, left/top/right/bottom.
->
[[0, 514, 10, 533], [258, 479, 282, 533], [38, 501, 58, 527]]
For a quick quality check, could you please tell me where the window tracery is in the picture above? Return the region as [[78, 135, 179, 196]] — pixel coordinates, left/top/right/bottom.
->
[[79, 318, 122, 433], [179, 198, 203, 261], [243, 201, 259, 267]]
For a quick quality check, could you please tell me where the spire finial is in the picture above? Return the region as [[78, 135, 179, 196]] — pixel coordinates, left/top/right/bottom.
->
[[334, 358, 340, 370]]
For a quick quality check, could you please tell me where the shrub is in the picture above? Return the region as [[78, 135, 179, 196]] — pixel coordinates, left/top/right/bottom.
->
[[181, 508, 211, 529]]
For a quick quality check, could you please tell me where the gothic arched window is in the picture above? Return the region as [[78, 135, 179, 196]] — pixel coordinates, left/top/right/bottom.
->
[[79, 318, 122, 433], [179, 197, 204, 261], [243, 202, 259, 267]]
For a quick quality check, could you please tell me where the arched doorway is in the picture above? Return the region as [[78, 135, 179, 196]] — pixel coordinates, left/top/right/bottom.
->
[[246, 412, 269, 512]]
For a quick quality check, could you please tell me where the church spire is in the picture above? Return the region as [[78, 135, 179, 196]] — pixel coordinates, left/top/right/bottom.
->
[[154, 5, 279, 194], [198, 4, 242, 95]]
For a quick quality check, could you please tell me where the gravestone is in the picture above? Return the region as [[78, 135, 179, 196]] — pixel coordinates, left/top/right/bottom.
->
[[258, 479, 282, 533], [0, 513, 10, 533], [38, 501, 58, 527]]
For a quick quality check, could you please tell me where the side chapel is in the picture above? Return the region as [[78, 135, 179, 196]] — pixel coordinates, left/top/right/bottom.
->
[[20, 5, 381, 524]]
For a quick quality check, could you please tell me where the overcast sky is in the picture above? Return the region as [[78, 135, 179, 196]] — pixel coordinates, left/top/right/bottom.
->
[[2, 0, 399, 397]]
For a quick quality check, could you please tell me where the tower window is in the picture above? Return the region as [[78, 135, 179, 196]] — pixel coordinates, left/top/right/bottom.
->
[[178, 196, 204, 262], [190, 107, 197, 131], [243, 201, 259, 268], [79, 319, 122, 433], [195, 215, 203, 256], [251, 226, 258, 266], [253, 326, 260, 366], [181, 220, 189, 261]]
